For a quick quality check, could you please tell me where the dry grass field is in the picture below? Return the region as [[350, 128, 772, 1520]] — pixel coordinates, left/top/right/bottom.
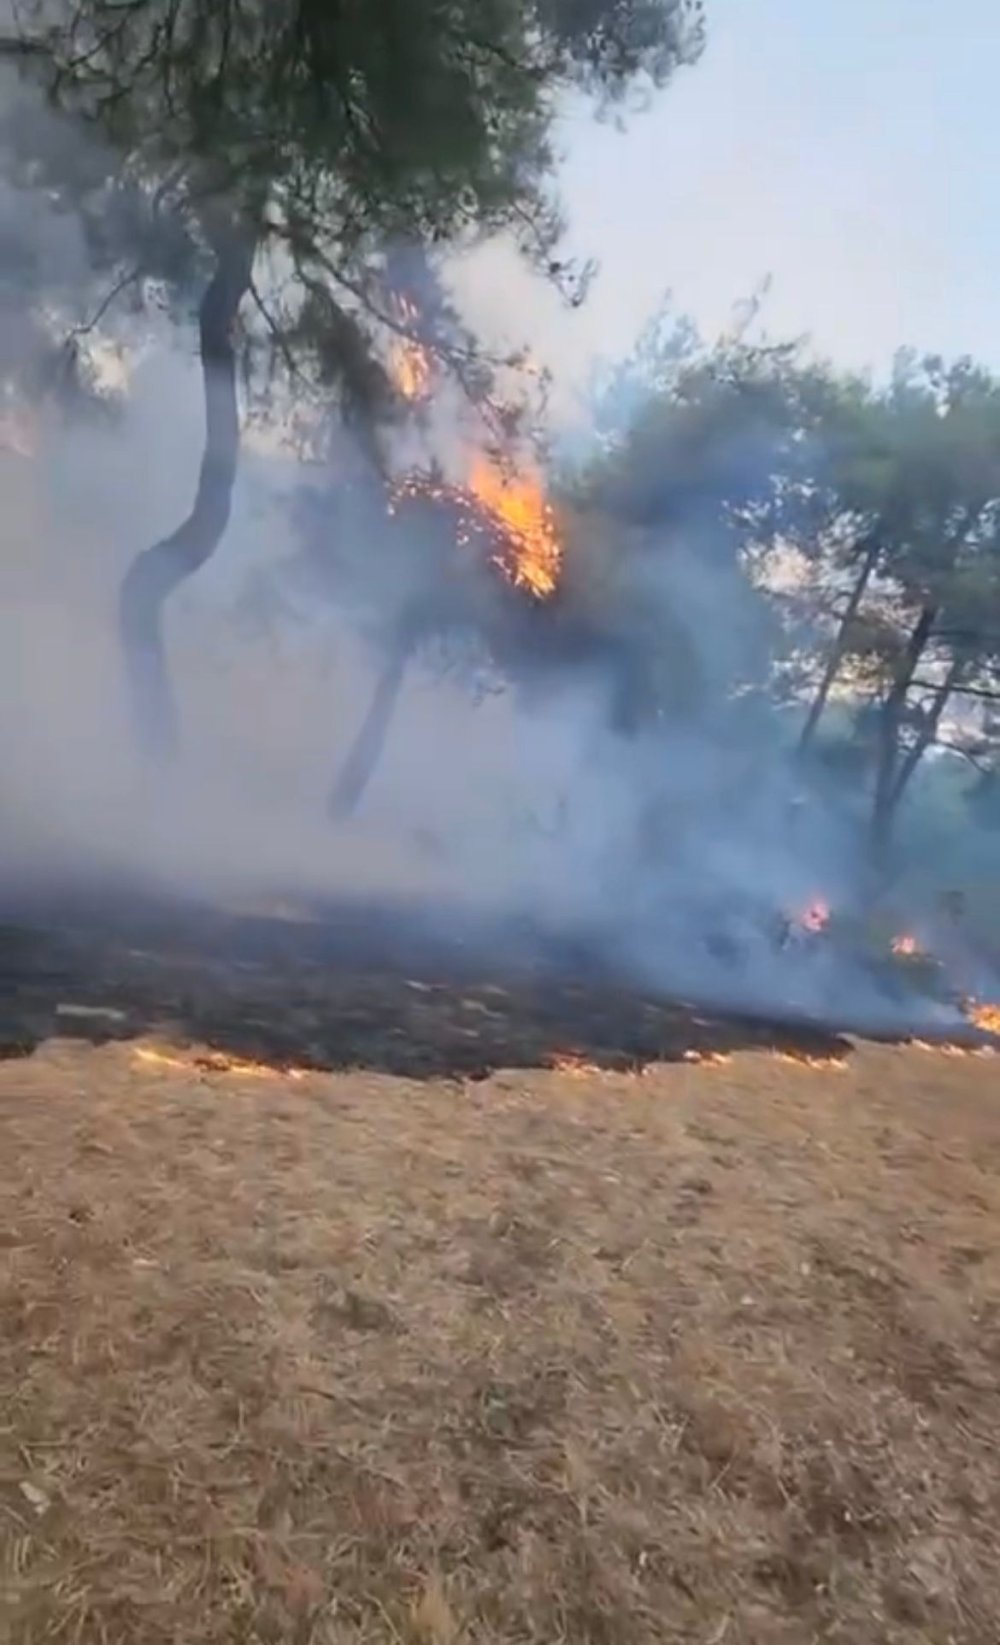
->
[[2, 1018, 999, 1644]]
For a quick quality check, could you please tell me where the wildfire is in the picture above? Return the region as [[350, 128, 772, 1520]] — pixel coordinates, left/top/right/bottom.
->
[[382, 280, 561, 599], [966, 1001, 1000, 1036], [911, 1039, 995, 1058], [774, 1050, 847, 1071], [388, 295, 432, 403], [547, 1051, 604, 1077], [132, 1045, 308, 1081], [390, 456, 563, 602], [891, 933, 921, 957], [467, 455, 562, 599], [799, 899, 831, 934]]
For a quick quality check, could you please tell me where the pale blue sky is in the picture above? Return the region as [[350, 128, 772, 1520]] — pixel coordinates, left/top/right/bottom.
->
[[461, 0, 1000, 403]]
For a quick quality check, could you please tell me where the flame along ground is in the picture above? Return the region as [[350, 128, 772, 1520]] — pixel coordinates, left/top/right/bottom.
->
[[132, 1045, 308, 1081], [790, 895, 1000, 1042]]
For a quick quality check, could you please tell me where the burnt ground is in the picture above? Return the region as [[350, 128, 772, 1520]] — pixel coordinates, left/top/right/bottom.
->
[[0, 889, 992, 1080], [2, 896, 1000, 1643]]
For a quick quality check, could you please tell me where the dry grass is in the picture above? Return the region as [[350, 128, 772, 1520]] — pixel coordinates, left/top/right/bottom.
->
[[2, 1036, 1000, 1643]]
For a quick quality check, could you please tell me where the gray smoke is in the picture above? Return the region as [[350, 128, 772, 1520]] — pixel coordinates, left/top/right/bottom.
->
[[0, 90, 993, 1041]]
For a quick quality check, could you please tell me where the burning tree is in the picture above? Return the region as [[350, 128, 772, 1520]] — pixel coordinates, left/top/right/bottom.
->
[[0, 0, 705, 761], [290, 446, 694, 817]]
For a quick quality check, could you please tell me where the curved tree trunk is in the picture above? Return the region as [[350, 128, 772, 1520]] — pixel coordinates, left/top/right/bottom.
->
[[119, 232, 255, 757], [327, 640, 412, 819]]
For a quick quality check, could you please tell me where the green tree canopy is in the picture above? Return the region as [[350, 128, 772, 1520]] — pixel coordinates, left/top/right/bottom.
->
[[0, 0, 705, 753]]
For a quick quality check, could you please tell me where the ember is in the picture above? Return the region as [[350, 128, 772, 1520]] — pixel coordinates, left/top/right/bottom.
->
[[891, 933, 921, 957], [774, 1050, 847, 1072], [798, 899, 831, 934], [382, 280, 561, 597], [388, 295, 432, 403], [390, 458, 562, 601], [547, 1050, 604, 1077]]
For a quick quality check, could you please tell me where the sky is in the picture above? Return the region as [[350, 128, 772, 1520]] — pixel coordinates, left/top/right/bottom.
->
[[459, 0, 1000, 411]]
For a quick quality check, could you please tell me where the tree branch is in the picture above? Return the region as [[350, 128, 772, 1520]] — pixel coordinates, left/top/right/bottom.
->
[[276, 225, 523, 448], [933, 738, 994, 775], [247, 276, 302, 384], [66, 264, 143, 343], [911, 678, 1000, 702]]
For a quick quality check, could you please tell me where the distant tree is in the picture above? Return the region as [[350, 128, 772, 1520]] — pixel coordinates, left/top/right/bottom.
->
[[1, 0, 705, 755], [793, 354, 1000, 857], [571, 319, 1000, 863]]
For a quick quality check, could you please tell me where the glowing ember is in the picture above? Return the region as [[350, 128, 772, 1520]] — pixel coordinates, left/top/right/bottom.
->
[[682, 1049, 733, 1067], [467, 455, 562, 599], [891, 934, 921, 957], [774, 1051, 847, 1071], [910, 1039, 994, 1058], [967, 1001, 1000, 1036], [799, 899, 831, 934], [132, 1046, 307, 1081], [390, 459, 563, 601], [387, 295, 432, 403], [547, 1051, 603, 1077]]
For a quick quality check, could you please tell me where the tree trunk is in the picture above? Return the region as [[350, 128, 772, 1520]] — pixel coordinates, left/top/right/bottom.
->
[[889, 654, 964, 811], [870, 603, 937, 860], [327, 641, 411, 819], [797, 530, 880, 756], [119, 232, 255, 757]]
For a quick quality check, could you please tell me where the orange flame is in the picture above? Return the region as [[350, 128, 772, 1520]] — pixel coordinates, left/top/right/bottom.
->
[[387, 296, 432, 403], [467, 455, 562, 599], [967, 1001, 1000, 1036], [389, 459, 562, 601], [774, 1050, 847, 1071], [891, 933, 921, 957], [132, 1045, 308, 1081], [547, 1051, 603, 1077], [382, 286, 560, 598], [389, 339, 432, 404]]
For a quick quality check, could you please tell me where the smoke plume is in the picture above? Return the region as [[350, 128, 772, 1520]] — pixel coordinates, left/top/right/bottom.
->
[[0, 76, 995, 1044]]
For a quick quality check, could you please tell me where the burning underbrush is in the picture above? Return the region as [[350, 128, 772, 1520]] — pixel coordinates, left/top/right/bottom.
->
[[594, 877, 1000, 1050], [775, 895, 1000, 1039]]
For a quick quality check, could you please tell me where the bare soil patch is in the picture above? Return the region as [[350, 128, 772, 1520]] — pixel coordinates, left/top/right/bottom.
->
[[2, 1021, 999, 1643]]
